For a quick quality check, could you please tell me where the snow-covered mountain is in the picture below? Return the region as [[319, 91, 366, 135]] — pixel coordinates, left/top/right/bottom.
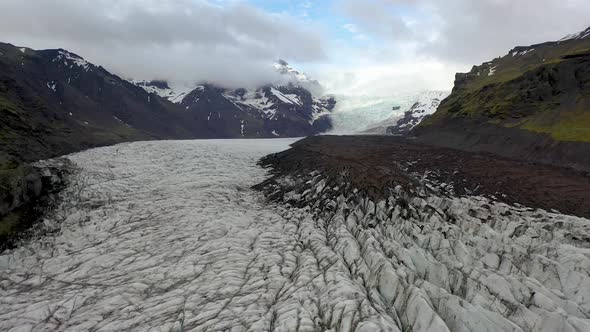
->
[[133, 61, 335, 137], [176, 84, 334, 137]]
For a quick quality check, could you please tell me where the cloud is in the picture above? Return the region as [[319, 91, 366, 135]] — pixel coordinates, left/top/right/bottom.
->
[[337, 0, 590, 65], [0, 0, 326, 88], [317, 59, 463, 96], [322, 0, 590, 95]]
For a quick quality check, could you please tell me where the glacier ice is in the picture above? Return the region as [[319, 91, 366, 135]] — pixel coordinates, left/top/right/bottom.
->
[[329, 91, 449, 134], [0, 139, 589, 331]]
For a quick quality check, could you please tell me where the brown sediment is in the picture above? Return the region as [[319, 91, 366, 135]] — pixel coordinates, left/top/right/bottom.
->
[[258, 135, 590, 218]]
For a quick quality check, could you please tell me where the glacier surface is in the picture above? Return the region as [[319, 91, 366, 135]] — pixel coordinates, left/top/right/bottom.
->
[[328, 91, 449, 134], [1, 139, 589, 331]]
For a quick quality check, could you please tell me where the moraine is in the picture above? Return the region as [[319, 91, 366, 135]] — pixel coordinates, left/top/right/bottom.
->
[[1, 139, 590, 331]]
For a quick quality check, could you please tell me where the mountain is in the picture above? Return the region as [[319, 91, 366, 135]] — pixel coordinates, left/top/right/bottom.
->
[[134, 61, 335, 138], [412, 27, 590, 171], [178, 84, 334, 138], [0, 43, 198, 163]]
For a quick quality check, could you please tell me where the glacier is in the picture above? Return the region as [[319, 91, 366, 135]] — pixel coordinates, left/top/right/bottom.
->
[[1, 139, 589, 331], [328, 91, 449, 134]]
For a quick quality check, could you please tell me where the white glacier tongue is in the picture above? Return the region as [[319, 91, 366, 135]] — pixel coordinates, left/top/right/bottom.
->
[[1, 140, 589, 331], [329, 91, 449, 134]]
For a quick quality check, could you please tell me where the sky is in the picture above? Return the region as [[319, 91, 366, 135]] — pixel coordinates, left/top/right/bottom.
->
[[0, 0, 589, 96]]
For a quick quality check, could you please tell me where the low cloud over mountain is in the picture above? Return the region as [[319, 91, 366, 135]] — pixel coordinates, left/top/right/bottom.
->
[[0, 0, 326, 89]]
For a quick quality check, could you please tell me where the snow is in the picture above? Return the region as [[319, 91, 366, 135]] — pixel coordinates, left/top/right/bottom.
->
[[514, 48, 535, 57], [559, 28, 590, 41], [53, 50, 91, 71], [222, 88, 330, 123], [310, 105, 331, 124], [113, 116, 131, 127], [132, 81, 195, 104], [225, 91, 276, 119], [1, 139, 589, 331], [46, 81, 56, 92], [270, 87, 297, 105], [283, 93, 303, 106], [18, 47, 26, 53], [488, 65, 497, 76]]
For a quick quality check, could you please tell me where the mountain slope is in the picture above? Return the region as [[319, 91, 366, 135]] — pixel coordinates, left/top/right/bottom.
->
[[0, 43, 198, 163], [413, 27, 590, 171]]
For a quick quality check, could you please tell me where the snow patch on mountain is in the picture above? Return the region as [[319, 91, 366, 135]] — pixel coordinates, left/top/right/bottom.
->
[[559, 27, 590, 41], [46, 81, 57, 92], [52, 50, 92, 71], [132, 80, 195, 103], [217, 86, 333, 124]]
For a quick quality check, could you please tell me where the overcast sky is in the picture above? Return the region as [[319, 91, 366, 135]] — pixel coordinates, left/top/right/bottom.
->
[[1, 0, 589, 95]]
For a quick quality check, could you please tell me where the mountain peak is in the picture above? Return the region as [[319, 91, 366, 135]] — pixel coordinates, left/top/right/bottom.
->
[[51, 49, 92, 71], [272, 60, 324, 96], [273, 59, 311, 82]]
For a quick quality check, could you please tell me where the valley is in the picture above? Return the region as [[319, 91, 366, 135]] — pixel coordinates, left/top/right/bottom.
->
[[1, 3, 590, 331]]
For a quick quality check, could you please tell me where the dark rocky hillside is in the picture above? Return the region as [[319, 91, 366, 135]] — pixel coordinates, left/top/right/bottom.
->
[[0, 43, 199, 163], [412, 27, 590, 171]]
